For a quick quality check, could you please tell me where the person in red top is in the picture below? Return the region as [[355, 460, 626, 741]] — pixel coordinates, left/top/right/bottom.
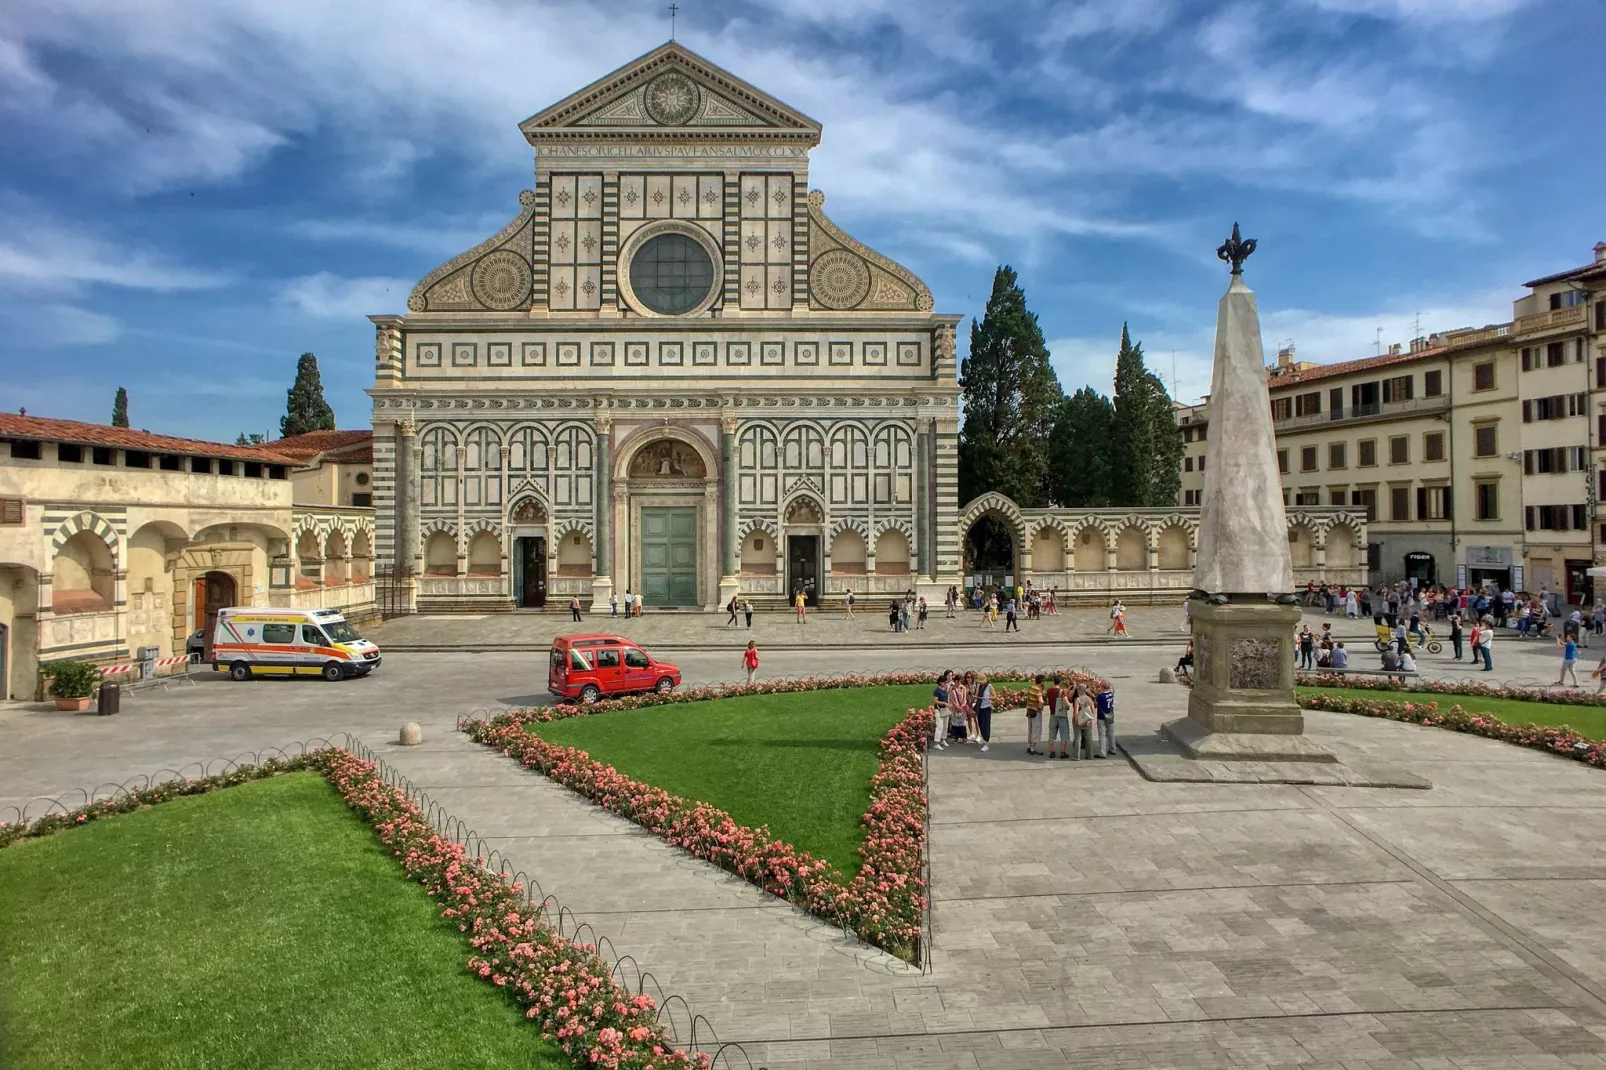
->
[[742, 640, 760, 686]]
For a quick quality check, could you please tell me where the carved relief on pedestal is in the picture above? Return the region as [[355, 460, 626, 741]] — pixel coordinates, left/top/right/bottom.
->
[[1228, 638, 1280, 690]]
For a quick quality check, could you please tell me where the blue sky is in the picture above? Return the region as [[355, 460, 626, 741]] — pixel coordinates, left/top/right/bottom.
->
[[1, 0, 1602, 442]]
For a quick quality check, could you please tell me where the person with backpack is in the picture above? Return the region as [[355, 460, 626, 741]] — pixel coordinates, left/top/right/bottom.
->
[[844, 587, 855, 618], [1070, 685, 1096, 760], [1094, 686, 1116, 758], [973, 674, 994, 753], [726, 596, 739, 627], [742, 640, 760, 686]]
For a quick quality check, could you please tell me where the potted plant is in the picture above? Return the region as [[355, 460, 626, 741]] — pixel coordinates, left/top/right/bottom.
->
[[49, 661, 99, 711]]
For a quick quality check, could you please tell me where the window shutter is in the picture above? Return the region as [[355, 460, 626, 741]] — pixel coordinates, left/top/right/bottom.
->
[[1416, 487, 1427, 520], [1524, 450, 1534, 475], [1442, 486, 1452, 519], [1522, 399, 1532, 422], [0, 497, 22, 525], [1525, 505, 1535, 531], [1597, 357, 1605, 389]]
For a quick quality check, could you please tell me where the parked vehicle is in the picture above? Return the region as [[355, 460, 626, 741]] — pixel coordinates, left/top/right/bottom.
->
[[211, 607, 381, 681], [548, 634, 680, 703], [186, 628, 207, 660]]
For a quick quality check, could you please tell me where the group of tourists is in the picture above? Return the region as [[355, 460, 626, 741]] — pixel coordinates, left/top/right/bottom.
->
[[602, 589, 647, 618], [929, 671, 1116, 761], [885, 592, 928, 632], [724, 596, 756, 628]]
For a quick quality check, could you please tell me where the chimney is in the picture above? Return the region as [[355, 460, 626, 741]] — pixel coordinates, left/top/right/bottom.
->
[[1388, 343, 1402, 356], [1595, 241, 1606, 264], [1409, 336, 1429, 353], [1276, 344, 1295, 369]]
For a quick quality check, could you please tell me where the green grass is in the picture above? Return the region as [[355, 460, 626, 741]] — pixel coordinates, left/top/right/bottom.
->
[[1298, 685, 1606, 740], [0, 772, 567, 1070], [533, 684, 940, 875]]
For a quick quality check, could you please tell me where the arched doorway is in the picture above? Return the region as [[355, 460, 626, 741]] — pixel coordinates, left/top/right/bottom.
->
[[193, 571, 237, 651], [625, 436, 710, 609], [963, 515, 1016, 590], [509, 498, 548, 608], [784, 497, 824, 604]]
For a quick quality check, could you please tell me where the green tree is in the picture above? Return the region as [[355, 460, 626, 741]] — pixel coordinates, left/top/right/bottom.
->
[[957, 266, 1062, 508], [280, 352, 336, 438], [1048, 386, 1116, 507], [111, 387, 129, 428], [235, 432, 267, 446], [1107, 324, 1183, 506]]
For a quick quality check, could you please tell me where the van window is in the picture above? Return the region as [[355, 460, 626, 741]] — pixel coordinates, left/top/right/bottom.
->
[[595, 648, 620, 668], [301, 625, 328, 646], [570, 650, 591, 671], [261, 623, 296, 644], [624, 649, 649, 668], [550, 648, 566, 671], [323, 621, 360, 643]]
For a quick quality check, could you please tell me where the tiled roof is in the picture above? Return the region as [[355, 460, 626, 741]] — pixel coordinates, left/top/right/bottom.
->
[[1266, 347, 1447, 390], [1523, 258, 1606, 288], [268, 429, 374, 458], [0, 413, 301, 464]]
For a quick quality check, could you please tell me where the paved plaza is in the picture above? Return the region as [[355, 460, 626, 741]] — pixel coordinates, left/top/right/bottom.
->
[[6, 640, 1606, 1067]]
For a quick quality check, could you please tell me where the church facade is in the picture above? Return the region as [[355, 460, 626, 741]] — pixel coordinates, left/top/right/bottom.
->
[[369, 42, 964, 611]]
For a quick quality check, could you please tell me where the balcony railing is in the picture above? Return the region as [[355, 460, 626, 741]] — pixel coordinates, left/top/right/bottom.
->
[[1513, 304, 1586, 338], [1273, 392, 1449, 432]]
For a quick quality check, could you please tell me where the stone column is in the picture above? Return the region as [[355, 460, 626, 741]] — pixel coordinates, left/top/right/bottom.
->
[[499, 446, 512, 601], [454, 444, 467, 577], [915, 420, 930, 581], [718, 414, 740, 607], [591, 414, 614, 609], [397, 418, 420, 612]]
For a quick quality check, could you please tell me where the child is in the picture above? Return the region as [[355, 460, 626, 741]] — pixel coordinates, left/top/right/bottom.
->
[[1024, 675, 1045, 755]]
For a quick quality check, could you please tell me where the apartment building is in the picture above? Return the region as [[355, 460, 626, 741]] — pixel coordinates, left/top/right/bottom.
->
[[1178, 241, 1606, 604]]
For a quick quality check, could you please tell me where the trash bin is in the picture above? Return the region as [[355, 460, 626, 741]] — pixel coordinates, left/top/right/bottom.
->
[[97, 680, 120, 716]]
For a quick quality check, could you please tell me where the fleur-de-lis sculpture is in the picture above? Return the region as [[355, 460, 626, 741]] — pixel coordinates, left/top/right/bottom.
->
[[1216, 222, 1257, 276]]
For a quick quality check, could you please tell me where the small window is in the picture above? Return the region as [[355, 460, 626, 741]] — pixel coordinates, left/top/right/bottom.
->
[[1198, 426, 1207, 441], [1184, 457, 1193, 472], [1295, 489, 1321, 506], [124, 450, 151, 468], [7, 439, 42, 460], [1271, 397, 1292, 421], [624, 648, 650, 668], [261, 622, 296, 644], [1328, 442, 1346, 469], [92, 447, 115, 465], [1199, 456, 1205, 471], [1330, 488, 1348, 506], [58, 443, 83, 463], [1382, 375, 1413, 403], [191, 457, 213, 474], [1475, 480, 1499, 520], [1295, 391, 1321, 416], [594, 648, 620, 668], [1423, 432, 1445, 462], [1547, 342, 1565, 367], [218, 460, 236, 476], [1473, 362, 1495, 391], [244, 462, 263, 478], [1423, 370, 1443, 397], [1358, 440, 1377, 467], [1277, 449, 1289, 474], [1300, 446, 1318, 472], [0, 497, 23, 525], [159, 454, 184, 471], [1390, 486, 1410, 521], [356, 472, 371, 486], [1474, 425, 1497, 457], [352, 493, 373, 508], [1389, 436, 1409, 464], [301, 624, 328, 646], [268, 465, 287, 480]]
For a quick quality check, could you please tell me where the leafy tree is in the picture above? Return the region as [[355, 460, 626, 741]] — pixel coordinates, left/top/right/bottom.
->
[[280, 352, 336, 438], [1107, 324, 1183, 507], [1048, 387, 1116, 507], [111, 387, 129, 428], [235, 432, 267, 446], [957, 266, 1062, 508]]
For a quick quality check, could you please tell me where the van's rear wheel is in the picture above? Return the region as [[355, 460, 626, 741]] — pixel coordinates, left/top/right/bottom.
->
[[229, 662, 252, 682], [322, 662, 346, 682], [656, 677, 674, 693], [580, 684, 600, 704]]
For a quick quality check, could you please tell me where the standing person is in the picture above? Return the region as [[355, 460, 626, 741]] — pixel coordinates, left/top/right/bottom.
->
[[1476, 616, 1494, 671], [609, 590, 619, 617], [1046, 675, 1070, 760], [982, 594, 996, 628], [569, 594, 582, 623], [900, 597, 912, 634], [932, 671, 952, 749], [1593, 652, 1606, 696], [635, 591, 645, 617], [1449, 614, 1464, 660], [743, 598, 754, 629], [1181, 598, 1191, 633], [1345, 588, 1359, 618], [1558, 632, 1581, 686], [950, 674, 972, 745], [1094, 685, 1116, 758], [793, 588, 807, 624], [944, 586, 957, 618], [1024, 675, 1045, 755], [1112, 603, 1130, 639], [973, 674, 994, 753], [917, 596, 929, 629], [623, 588, 633, 618], [844, 587, 855, 618], [1107, 600, 1121, 635], [888, 600, 900, 632], [1070, 685, 1095, 760], [1298, 625, 1315, 671], [726, 595, 739, 628], [1004, 597, 1019, 633], [742, 640, 760, 686]]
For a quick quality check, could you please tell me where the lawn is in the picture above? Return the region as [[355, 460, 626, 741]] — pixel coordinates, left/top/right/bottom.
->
[[0, 772, 567, 1070], [1298, 685, 1606, 740], [532, 683, 939, 875]]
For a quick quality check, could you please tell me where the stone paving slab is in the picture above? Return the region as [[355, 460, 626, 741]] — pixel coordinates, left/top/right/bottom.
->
[[1120, 728, 1432, 789]]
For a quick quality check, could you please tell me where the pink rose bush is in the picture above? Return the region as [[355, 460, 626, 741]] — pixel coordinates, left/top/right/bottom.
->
[[1297, 671, 1606, 708], [1298, 690, 1606, 768]]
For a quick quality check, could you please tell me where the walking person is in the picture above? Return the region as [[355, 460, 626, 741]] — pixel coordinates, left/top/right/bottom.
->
[[1094, 685, 1116, 758], [917, 596, 929, 629], [973, 674, 994, 752], [742, 640, 760, 686], [1181, 598, 1191, 633], [609, 590, 619, 617], [1046, 675, 1070, 760], [1593, 653, 1606, 696], [1112, 603, 1131, 639], [726, 596, 739, 628], [1070, 685, 1095, 760], [844, 587, 855, 618], [743, 598, 754, 628], [1024, 675, 1045, 755], [793, 588, 807, 624], [1004, 597, 1019, 633], [1558, 632, 1581, 687], [569, 594, 582, 622], [1107, 600, 1122, 635]]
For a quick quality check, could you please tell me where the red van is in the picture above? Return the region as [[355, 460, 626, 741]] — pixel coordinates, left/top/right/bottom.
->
[[548, 634, 681, 703]]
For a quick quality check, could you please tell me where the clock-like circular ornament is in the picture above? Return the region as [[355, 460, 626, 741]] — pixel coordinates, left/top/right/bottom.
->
[[643, 71, 702, 126]]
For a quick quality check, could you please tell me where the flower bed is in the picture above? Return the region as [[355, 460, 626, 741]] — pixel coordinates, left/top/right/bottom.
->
[[462, 669, 1106, 961], [1296, 671, 1606, 708], [1297, 691, 1606, 769], [1, 753, 708, 1070]]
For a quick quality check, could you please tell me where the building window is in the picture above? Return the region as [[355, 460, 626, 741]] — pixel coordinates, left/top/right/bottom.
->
[[1295, 391, 1321, 416], [1473, 424, 1497, 457], [92, 447, 115, 465], [1423, 370, 1443, 397], [192, 457, 213, 474], [1521, 347, 1533, 372], [1423, 432, 1445, 462], [1351, 488, 1377, 521], [1295, 489, 1320, 506], [1329, 488, 1348, 506], [124, 450, 151, 468], [1388, 435, 1409, 464], [1527, 504, 1590, 531], [1473, 362, 1495, 391], [628, 231, 716, 315], [1271, 397, 1292, 421], [1300, 446, 1318, 472], [1547, 341, 1566, 367], [1382, 375, 1413, 403], [58, 443, 83, 463], [352, 492, 373, 508], [1199, 456, 1206, 471], [1277, 448, 1289, 474], [1389, 486, 1410, 521], [1475, 480, 1499, 520], [1524, 446, 1585, 474], [1358, 439, 1377, 467], [159, 454, 184, 471], [6, 439, 42, 460], [1184, 456, 1193, 472], [1328, 442, 1346, 469], [1418, 485, 1449, 520]]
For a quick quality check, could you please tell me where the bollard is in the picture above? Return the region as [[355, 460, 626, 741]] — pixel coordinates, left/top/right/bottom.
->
[[399, 722, 422, 746], [1158, 667, 1176, 684]]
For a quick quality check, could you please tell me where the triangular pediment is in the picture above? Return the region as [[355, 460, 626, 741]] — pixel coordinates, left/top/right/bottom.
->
[[520, 42, 821, 143]]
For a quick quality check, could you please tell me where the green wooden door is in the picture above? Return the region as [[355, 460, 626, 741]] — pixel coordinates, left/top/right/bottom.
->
[[641, 507, 698, 607]]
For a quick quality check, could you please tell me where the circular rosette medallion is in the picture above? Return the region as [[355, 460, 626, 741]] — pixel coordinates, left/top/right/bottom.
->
[[809, 250, 872, 310], [471, 250, 531, 311], [643, 71, 702, 126]]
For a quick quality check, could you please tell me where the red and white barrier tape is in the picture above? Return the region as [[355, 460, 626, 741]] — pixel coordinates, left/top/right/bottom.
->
[[99, 656, 195, 676]]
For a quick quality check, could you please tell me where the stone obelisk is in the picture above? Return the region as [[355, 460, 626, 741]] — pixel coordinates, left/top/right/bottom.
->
[[1164, 224, 1334, 762]]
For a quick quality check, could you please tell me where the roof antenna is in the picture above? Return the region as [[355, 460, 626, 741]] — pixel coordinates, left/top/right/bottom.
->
[[1374, 326, 1383, 355], [669, 3, 678, 40]]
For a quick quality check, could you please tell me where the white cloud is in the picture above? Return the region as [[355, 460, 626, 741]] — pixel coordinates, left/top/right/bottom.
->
[[0, 216, 225, 292], [278, 272, 412, 319], [288, 214, 508, 257]]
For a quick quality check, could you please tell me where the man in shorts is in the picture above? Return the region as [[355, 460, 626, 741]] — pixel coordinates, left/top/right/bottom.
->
[[1046, 675, 1071, 760]]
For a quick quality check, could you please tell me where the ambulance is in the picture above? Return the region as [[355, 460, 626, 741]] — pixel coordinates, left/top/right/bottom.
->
[[210, 607, 382, 681]]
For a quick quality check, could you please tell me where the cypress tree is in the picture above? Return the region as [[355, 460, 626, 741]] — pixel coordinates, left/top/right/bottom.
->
[[1107, 325, 1183, 507], [111, 387, 129, 428], [1048, 387, 1116, 507], [957, 266, 1062, 508], [280, 352, 336, 438]]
